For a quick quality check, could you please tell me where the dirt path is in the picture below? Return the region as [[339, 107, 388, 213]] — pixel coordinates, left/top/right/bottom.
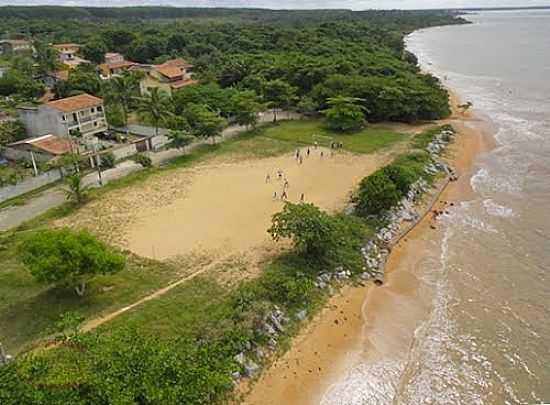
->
[[81, 258, 224, 332]]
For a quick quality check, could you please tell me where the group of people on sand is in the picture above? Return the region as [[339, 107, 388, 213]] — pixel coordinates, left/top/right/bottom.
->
[[266, 143, 336, 203], [267, 169, 304, 202]]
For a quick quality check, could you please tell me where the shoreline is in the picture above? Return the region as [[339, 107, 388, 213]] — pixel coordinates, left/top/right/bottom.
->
[[240, 92, 496, 405]]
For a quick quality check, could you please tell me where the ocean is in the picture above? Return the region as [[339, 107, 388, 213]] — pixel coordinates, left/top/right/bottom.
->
[[320, 11, 550, 405]]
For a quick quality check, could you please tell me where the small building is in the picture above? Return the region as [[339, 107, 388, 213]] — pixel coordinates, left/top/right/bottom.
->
[[52, 43, 89, 69], [53, 43, 80, 59], [4, 134, 73, 164], [104, 52, 125, 64], [140, 58, 196, 96], [17, 93, 108, 140], [98, 55, 138, 79], [0, 39, 32, 55]]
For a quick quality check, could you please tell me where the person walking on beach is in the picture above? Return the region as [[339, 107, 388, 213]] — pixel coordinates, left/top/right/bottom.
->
[[295, 149, 300, 160], [273, 191, 278, 200], [314, 141, 318, 149], [307, 148, 310, 157], [299, 155, 303, 165], [300, 193, 305, 202], [266, 173, 271, 183], [277, 169, 283, 180], [284, 179, 289, 189], [320, 151, 324, 159], [281, 190, 288, 200]]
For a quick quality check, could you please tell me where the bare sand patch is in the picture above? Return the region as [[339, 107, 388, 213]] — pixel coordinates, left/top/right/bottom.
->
[[127, 147, 387, 260], [59, 147, 392, 264]]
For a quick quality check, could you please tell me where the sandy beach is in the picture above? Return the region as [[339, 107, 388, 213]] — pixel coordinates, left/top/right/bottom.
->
[[241, 94, 497, 405]]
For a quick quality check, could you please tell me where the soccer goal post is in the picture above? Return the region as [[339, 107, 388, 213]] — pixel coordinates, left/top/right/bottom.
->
[[311, 133, 334, 146]]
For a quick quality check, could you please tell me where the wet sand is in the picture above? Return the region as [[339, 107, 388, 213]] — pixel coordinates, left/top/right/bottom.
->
[[241, 96, 496, 405]]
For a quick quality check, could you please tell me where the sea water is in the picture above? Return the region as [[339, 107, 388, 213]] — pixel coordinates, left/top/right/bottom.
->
[[320, 11, 550, 405]]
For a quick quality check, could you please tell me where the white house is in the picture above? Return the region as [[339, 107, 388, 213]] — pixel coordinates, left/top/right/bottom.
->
[[17, 93, 108, 140]]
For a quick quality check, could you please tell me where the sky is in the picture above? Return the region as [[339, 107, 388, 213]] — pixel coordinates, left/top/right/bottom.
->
[[1, 0, 550, 9]]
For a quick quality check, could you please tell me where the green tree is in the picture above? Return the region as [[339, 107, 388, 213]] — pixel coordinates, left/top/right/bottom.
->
[[191, 106, 227, 144], [0, 69, 44, 99], [33, 40, 58, 76], [354, 170, 401, 217], [262, 79, 296, 123], [135, 87, 173, 137], [81, 38, 107, 64], [268, 202, 335, 257], [106, 73, 139, 133], [231, 90, 262, 129], [0, 121, 26, 146], [323, 96, 366, 132], [19, 228, 125, 296], [64, 173, 90, 205], [167, 130, 195, 150]]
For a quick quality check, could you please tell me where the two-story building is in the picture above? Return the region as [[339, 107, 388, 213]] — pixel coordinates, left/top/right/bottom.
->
[[99, 53, 140, 79], [140, 58, 196, 96], [0, 39, 32, 55], [17, 93, 108, 141], [52, 43, 88, 68]]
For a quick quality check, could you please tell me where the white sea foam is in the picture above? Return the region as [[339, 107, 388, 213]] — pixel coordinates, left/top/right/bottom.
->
[[470, 167, 521, 194], [482, 199, 515, 218]]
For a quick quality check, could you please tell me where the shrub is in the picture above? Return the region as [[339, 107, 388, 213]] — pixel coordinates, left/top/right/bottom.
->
[[354, 170, 400, 217], [99, 151, 115, 169], [382, 164, 417, 195], [0, 166, 17, 187], [133, 153, 152, 168]]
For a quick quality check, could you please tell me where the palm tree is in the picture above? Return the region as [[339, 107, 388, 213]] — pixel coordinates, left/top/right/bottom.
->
[[135, 87, 173, 137], [108, 73, 139, 134], [64, 174, 90, 205]]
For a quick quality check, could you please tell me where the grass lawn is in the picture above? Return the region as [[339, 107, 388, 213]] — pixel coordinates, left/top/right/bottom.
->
[[260, 120, 406, 154], [0, 118, 409, 354], [0, 229, 207, 354]]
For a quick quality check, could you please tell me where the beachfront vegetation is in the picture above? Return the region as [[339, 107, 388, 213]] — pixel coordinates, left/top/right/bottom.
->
[[355, 170, 402, 217], [19, 228, 126, 297]]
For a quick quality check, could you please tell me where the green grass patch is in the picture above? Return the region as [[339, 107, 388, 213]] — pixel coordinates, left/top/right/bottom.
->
[[260, 119, 406, 154], [0, 229, 184, 354]]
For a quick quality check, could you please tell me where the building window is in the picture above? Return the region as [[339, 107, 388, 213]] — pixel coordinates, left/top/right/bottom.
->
[[94, 122, 98, 127], [97, 106, 103, 112], [91, 107, 95, 113]]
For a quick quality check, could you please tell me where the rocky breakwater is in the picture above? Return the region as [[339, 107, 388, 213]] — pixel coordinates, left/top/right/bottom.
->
[[359, 126, 456, 285]]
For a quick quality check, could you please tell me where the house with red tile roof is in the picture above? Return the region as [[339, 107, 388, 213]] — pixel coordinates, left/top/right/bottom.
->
[[17, 93, 108, 140], [4, 134, 73, 163], [140, 58, 196, 96]]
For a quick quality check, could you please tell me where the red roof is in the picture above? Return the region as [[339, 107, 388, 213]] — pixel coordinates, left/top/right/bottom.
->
[[46, 94, 103, 113], [155, 64, 183, 79], [170, 79, 198, 89], [9, 134, 72, 156]]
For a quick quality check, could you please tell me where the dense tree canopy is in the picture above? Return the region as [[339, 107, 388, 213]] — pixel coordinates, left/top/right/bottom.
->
[[19, 228, 126, 296], [0, 7, 459, 122]]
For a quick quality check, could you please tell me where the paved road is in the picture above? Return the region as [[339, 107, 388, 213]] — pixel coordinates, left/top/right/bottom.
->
[[0, 112, 300, 231]]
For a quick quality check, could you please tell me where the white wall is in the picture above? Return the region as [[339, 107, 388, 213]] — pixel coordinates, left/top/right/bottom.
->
[[0, 169, 62, 203]]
